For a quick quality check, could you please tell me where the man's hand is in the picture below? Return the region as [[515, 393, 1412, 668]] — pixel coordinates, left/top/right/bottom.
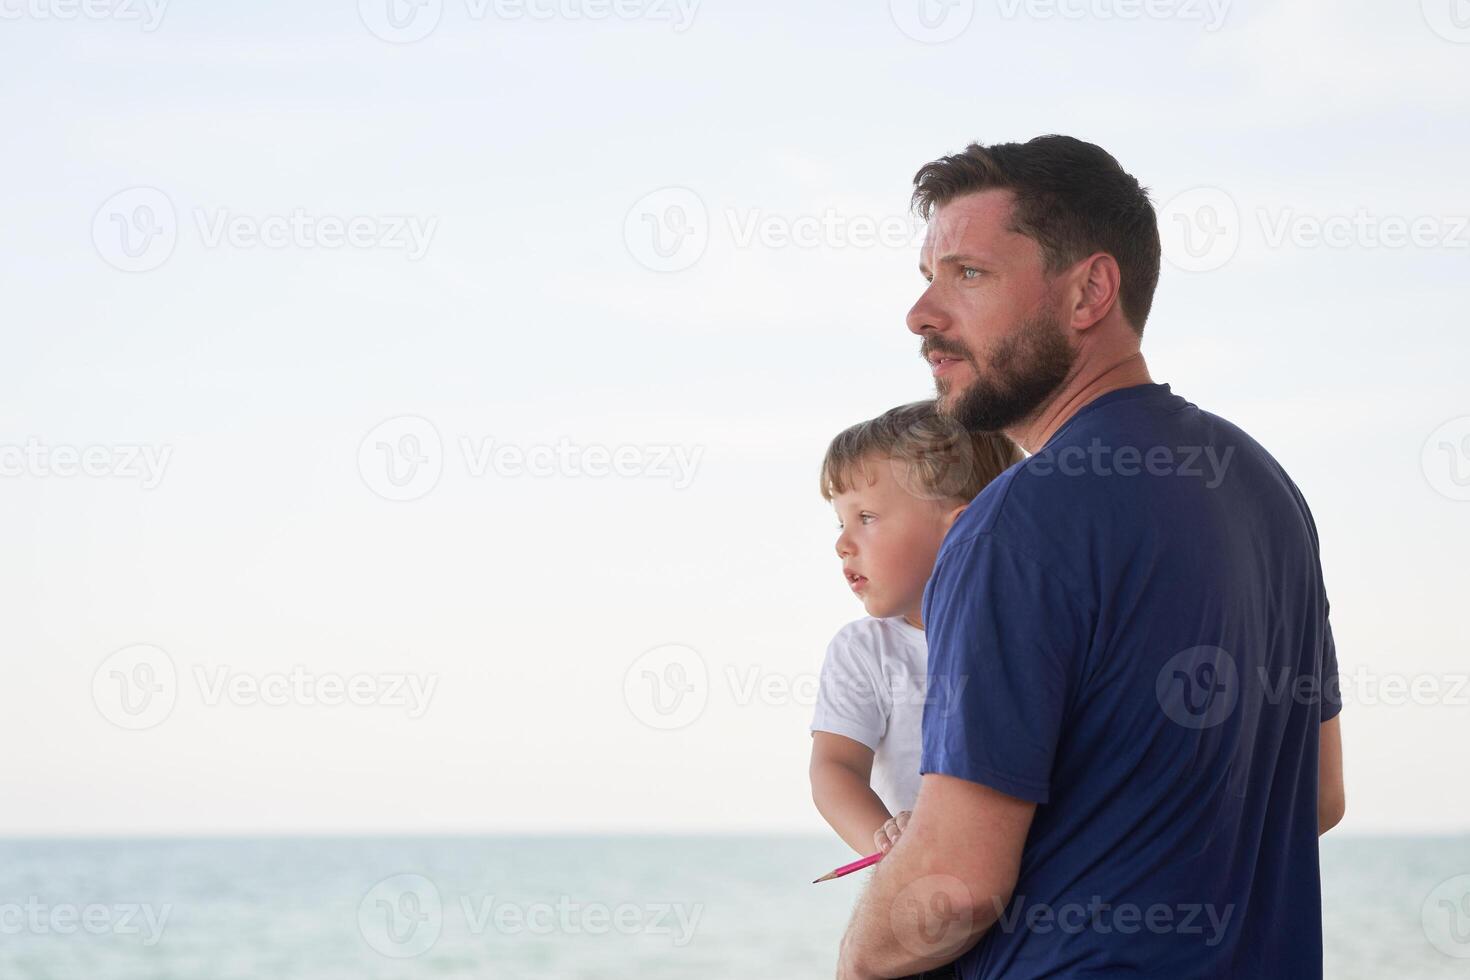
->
[[874, 810, 911, 855]]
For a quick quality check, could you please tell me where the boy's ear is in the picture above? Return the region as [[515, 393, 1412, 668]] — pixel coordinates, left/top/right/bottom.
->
[[942, 503, 968, 531]]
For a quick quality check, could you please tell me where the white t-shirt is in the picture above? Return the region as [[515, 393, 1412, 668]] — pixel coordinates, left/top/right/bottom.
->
[[810, 616, 928, 816]]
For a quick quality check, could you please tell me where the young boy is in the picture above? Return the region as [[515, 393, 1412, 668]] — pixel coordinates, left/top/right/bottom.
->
[[810, 400, 1020, 859]]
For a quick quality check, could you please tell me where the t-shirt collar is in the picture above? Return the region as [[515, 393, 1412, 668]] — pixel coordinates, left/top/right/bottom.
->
[[887, 616, 925, 641], [1040, 382, 1173, 452]]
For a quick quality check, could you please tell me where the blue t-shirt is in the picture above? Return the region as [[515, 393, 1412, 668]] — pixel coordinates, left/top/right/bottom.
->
[[921, 383, 1340, 979]]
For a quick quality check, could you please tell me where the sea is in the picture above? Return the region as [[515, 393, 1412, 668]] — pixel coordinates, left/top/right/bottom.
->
[[0, 834, 1464, 978]]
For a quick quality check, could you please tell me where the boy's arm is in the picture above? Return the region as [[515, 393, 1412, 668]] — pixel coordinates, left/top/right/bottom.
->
[[810, 731, 893, 855]]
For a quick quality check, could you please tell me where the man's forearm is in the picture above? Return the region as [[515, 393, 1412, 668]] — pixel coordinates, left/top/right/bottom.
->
[[836, 773, 1035, 979], [836, 832, 991, 979]]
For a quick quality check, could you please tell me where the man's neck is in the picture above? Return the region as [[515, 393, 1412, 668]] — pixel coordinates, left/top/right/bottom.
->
[[1007, 351, 1154, 454]]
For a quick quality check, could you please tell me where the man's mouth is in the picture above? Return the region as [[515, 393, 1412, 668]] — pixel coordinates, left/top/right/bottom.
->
[[929, 354, 966, 376], [924, 344, 970, 376]]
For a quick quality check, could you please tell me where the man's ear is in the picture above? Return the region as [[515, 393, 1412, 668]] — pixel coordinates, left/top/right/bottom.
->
[[943, 502, 968, 531], [1069, 252, 1121, 333]]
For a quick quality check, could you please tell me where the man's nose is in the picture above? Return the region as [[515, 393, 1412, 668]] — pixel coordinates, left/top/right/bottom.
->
[[906, 287, 948, 336]]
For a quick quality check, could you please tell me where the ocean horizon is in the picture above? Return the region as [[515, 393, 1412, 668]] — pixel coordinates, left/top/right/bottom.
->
[[0, 833, 1464, 978]]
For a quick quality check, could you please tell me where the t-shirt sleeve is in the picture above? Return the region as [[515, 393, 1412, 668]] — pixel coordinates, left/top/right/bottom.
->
[[1321, 599, 1342, 722], [920, 533, 1091, 804], [810, 628, 889, 751]]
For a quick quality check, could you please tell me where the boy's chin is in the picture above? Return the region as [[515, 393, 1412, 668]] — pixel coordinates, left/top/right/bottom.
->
[[861, 598, 897, 620]]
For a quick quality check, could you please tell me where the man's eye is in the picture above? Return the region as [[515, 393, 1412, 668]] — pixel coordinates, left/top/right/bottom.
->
[[962, 267, 981, 280]]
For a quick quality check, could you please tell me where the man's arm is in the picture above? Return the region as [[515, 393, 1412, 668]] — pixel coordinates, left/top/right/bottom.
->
[[836, 772, 1035, 980], [1318, 715, 1344, 835]]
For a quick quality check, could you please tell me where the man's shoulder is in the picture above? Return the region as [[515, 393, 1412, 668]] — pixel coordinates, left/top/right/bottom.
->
[[948, 456, 1028, 541], [939, 389, 1321, 582], [937, 389, 1278, 564], [940, 446, 1084, 563]]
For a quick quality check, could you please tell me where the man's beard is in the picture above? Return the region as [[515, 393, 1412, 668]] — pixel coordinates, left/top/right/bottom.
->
[[933, 306, 1075, 432]]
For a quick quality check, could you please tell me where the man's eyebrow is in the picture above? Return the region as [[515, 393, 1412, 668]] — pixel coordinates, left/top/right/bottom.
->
[[918, 253, 988, 274]]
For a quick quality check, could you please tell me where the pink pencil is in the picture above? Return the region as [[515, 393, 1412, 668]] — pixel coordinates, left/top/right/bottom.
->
[[812, 850, 884, 883]]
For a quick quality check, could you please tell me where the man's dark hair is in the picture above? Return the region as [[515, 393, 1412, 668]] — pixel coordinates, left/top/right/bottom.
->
[[911, 135, 1162, 335]]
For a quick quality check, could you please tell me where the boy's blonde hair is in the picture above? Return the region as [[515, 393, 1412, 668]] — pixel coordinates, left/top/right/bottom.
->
[[819, 400, 1023, 503]]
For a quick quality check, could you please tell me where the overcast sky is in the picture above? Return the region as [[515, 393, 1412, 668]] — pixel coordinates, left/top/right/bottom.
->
[[2, 0, 1467, 837]]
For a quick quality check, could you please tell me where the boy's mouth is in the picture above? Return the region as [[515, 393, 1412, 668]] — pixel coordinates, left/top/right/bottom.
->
[[844, 569, 869, 593]]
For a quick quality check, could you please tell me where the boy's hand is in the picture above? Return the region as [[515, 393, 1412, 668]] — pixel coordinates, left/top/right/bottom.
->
[[873, 810, 911, 855]]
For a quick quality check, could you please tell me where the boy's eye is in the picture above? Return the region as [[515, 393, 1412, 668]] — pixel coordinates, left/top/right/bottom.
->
[[860, 513, 876, 525]]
